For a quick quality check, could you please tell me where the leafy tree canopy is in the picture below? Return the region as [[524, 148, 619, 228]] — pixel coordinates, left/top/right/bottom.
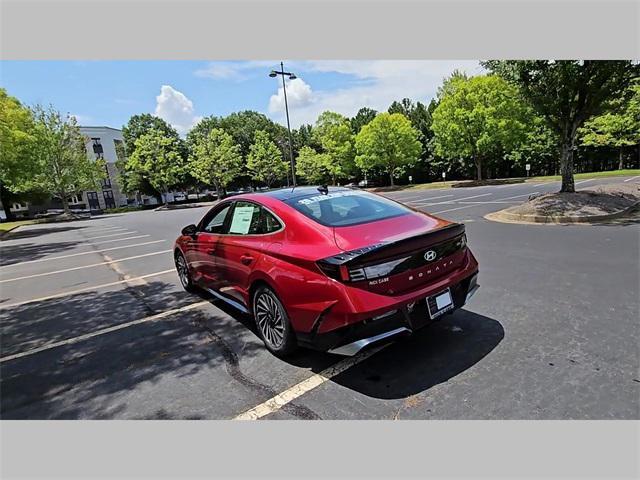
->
[[295, 146, 332, 185], [355, 112, 422, 186], [432, 75, 531, 180], [350, 107, 378, 134], [127, 129, 186, 201], [313, 111, 356, 184], [30, 106, 106, 212], [483, 60, 639, 191], [247, 130, 288, 187], [188, 128, 243, 196]]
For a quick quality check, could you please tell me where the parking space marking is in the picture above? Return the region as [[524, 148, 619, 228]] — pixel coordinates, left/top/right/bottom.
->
[[496, 191, 539, 201], [405, 194, 454, 205], [0, 250, 172, 284], [575, 179, 595, 185], [0, 269, 175, 310], [83, 231, 137, 240], [0, 240, 167, 269], [0, 300, 209, 363], [415, 193, 493, 207], [89, 234, 151, 244], [431, 204, 480, 214], [234, 344, 388, 420]]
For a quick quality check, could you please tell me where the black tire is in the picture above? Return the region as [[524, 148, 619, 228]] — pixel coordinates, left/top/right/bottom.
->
[[175, 251, 197, 293], [252, 285, 297, 357]]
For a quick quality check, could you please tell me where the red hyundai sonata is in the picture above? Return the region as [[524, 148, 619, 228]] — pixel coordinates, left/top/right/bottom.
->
[[174, 186, 479, 357]]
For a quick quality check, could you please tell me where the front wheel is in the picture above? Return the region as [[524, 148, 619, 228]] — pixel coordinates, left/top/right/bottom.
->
[[175, 251, 196, 293], [252, 286, 297, 357]]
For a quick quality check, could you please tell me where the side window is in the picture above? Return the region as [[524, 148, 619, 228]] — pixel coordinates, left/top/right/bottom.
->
[[201, 204, 231, 234], [228, 202, 262, 235], [261, 209, 282, 234], [227, 201, 283, 235]]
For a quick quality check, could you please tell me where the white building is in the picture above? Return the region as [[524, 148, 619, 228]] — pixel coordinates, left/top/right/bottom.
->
[[78, 126, 129, 210]]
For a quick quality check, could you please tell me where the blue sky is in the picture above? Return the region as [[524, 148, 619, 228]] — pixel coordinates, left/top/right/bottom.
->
[[1, 60, 483, 134]]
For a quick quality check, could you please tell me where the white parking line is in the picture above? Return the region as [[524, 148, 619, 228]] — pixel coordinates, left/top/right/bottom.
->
[[497, 191, 539, 201], [431, 204, 480, 215], [234, 344, 389, 420], [0, 301, 209, 363], [90, 234, 151, 244], [419, 193, 492, 207], [406, 194, 454, 204], [0, 250, 172, 284], [83, 231, 137, 240], [575, 179, 595, 185], [623, 175, 640, 182], [0, 240, 167, 268], [0, 269, 175, 310]]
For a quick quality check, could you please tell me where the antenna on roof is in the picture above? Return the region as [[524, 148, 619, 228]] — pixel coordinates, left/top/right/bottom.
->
[[317, 185, 329, 195]]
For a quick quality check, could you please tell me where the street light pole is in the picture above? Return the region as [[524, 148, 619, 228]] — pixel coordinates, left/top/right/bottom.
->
[[270, 62, 297, 187]]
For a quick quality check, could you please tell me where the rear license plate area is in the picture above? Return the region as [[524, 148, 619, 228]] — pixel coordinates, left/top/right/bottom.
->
[[427, 288, 454, 319]]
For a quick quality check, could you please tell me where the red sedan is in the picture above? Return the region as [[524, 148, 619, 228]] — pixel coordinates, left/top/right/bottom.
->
[[174, 186, 479, 356]]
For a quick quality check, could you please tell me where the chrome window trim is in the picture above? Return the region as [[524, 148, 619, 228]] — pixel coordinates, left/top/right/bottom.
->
[[199, 199, 286, 238]]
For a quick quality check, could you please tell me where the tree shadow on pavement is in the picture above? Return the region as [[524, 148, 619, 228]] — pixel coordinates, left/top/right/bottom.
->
[[0, 280, 264, 419], [3, 225, 89, 241], [0, 241, 81, 266]]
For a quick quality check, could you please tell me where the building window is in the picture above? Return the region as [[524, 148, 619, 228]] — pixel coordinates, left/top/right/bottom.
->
[[102, 164, 111, 188], [91, 138, 104, 159]]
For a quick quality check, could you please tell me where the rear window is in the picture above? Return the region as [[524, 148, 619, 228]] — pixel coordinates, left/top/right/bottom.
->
[[285, 190, 410, 227]]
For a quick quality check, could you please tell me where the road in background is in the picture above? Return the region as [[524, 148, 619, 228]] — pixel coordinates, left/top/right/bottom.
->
[[1, 176, 638, 419]]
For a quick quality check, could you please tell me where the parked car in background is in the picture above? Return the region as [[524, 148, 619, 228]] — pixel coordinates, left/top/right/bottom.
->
[[174, 186, 479, 356]]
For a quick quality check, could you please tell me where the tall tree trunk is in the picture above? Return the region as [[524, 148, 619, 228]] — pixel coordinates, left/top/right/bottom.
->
[[61, 195, 70, 214], [618, 147, 624, 170], [559, 138, 575, 193], [474, 157, 482, 181], [389, 171, 394, 187]]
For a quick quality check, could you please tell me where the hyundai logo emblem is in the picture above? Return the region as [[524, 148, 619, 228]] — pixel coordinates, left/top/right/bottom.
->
[[424, 250, 437, 261]]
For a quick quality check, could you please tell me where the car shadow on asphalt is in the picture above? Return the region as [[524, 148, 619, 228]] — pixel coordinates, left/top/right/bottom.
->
[[209, 296, 505, 400]]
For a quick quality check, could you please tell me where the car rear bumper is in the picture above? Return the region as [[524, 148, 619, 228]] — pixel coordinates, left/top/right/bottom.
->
[[296, 271, 479, 354]]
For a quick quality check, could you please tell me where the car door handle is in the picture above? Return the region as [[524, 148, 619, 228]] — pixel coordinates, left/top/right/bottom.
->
[[240, 254, 254, 265]]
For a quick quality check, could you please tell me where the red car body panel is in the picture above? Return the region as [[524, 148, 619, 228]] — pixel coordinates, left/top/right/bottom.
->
[[175, 187, 479, 351]]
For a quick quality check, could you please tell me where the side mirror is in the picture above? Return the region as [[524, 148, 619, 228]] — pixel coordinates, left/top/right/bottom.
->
[[181, 224, 197, 236]]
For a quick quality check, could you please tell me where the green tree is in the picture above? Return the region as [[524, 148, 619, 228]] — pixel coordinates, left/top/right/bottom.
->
[[295, 146, 331, 184], [127, 129, 185, 205], [0, 89, 38, 219], [355, 112, 422, 186], [484, 60, 639, 192], [121, 114, 183, 198], [188, 128, 243, 198], [219, 110, 286, 157], [579, 82, 640, 170], [30, 106, 105, 213], [350, 107, 378, 134], [505, 116, 559, 176], [313, 111, 356, 184], [431, 75, 530, 180], [247, 130, 288, 188]]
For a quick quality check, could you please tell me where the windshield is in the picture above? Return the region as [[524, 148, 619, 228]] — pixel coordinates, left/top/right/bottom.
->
[[285, 190, 411, 227]]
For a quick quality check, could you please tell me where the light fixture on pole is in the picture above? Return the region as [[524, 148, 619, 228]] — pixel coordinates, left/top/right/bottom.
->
[[269, 62, 297, 187]]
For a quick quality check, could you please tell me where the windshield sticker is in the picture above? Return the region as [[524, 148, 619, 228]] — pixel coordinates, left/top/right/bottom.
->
[[297, 191, 363, 205]]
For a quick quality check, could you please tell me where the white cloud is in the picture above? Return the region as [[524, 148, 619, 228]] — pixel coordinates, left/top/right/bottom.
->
[[69, 113, 92, 125], [154, 85, 201, 135], [268, 78, 314, 113], [268, 60, 484, 127], [194, 61, 277, 81]]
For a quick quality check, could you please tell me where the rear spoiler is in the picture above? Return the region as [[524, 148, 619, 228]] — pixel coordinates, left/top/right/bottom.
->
[[321, 223, 465, 267]]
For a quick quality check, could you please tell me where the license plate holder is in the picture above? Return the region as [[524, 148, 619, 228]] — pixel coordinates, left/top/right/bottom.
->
[[427, 288, 454, 319]]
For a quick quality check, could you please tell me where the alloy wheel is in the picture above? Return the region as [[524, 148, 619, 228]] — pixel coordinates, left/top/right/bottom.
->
[[176, 254, 190, 288], [254, 292, 286, 349]]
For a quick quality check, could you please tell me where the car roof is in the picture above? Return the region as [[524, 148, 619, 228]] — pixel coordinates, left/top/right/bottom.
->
[[256, 185, 352, 201]]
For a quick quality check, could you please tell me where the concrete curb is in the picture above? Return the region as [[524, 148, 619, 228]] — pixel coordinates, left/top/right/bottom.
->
[[485, 201, 640, 225]]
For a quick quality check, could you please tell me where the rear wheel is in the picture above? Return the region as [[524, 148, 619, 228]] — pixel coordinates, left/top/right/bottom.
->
[[175, 251, 196, 293], [252, 286, 297, 357]]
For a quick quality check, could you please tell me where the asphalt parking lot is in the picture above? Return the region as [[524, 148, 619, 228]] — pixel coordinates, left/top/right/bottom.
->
[[1, 175, 639, 420]]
